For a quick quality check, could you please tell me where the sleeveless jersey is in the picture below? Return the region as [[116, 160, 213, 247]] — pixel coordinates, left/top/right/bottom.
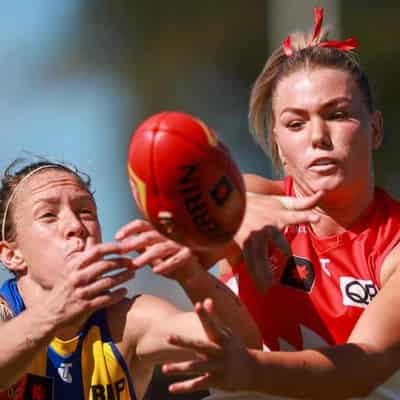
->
[[221, 177, 400, 399], [0, 278, 136, 400]]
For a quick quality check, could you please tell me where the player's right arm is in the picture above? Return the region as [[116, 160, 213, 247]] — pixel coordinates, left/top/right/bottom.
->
[[163, 246, 400, 399], [0, 242, 134, 389], [116, 222, 262, 349], [219, 174, 323, 291], [0, 303, 58, 389]]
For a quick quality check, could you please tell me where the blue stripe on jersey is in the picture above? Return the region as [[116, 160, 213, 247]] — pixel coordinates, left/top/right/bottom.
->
[[47, 339, 84, 400], [94, 309, 137, 400], [0, 279, 137, 400], [109, 341, 136, 399], [0, 278, 25, 314]]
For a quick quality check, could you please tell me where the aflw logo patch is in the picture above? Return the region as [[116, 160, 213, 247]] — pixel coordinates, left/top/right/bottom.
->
[[340, 277, 378, 308], [57, 363, 72, 383], [280, 256, 315, 292]]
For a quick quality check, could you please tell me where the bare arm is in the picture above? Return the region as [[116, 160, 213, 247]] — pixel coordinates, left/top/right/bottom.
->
[[163, 259, 400, 400], [173, 260, 261, 348], [0, 242, 134, 389], [116, 221, 262, 349], [249, 258, 400, 398], [127, 294, 224, 364], [220, 185, 323, 291], [0, 306, 56, 389]]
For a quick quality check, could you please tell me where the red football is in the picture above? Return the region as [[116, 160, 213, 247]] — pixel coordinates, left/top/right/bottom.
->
[[127, 111, 246, 250]]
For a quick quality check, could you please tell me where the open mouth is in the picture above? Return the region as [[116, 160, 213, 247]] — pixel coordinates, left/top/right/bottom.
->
[[309, 158, 338, 171]]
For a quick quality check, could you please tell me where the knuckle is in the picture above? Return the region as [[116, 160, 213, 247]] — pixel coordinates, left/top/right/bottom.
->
[[103, 276, 115, 288], [69, 272, 82, 288], [76, 287, 88, 300], [90, 246, 102, 259], [151, 242, 165, 252], [181, 247, 192, 258], [80, 299, 91, 312], [143, 231, 157, 244]]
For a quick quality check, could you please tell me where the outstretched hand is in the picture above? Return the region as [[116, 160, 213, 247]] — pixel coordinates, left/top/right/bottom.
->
[[162, 298, 257, 394], [115, 219, 204, 282], [43, 238, 136, 329], [235, 191, 323, 293]]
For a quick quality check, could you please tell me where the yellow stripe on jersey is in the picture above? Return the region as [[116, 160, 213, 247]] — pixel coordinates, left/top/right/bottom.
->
[[50, 335, 80, 357], [27, 351, 47, 377], [81, 325, 131, 400]]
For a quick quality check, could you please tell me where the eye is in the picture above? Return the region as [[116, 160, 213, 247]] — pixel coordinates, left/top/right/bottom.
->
[[329, 110, 348, 120], [79, 208, 97, 219], [287, 120, 305, 130], [40, 212, 56, 220]]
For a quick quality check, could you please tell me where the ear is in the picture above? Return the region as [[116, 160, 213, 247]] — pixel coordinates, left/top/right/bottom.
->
[[0, 241, 27, 274], [273, 128, 287, 166], [371, 110, 384, 150]]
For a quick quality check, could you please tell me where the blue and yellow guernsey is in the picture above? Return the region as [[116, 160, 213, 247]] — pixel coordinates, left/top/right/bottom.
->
[[0, 279, 136, 400]]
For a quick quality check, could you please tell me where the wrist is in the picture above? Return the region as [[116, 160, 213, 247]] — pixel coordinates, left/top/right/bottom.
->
[[31, 303, 59, 342], [173, 261, 205, 287], [246, 349, 266, 393]]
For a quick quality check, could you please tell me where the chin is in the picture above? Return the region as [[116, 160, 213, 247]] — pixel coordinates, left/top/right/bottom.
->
[[306, 175, 345, 195]]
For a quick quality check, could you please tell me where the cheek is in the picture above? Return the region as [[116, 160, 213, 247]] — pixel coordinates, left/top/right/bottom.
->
[[86, 220, 102, 242], [276, 135, 305, 167], [341, 129, 372, 159]]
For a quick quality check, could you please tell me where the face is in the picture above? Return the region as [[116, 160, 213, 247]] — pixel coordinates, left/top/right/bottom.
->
[[272, 67, 381, 199], [10, 169, 101, 289]]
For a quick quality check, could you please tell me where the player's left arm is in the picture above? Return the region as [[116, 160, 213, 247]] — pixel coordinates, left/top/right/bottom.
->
[[344, 243, 400, 381], [160, 245, 400, 398], [122, 294, 223, 365], [116, 220, 262, 349], [256, 244, 400, 397]]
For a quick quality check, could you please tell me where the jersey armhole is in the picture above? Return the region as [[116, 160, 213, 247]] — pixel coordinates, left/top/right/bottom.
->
[[0, 295, 14, 321], [376, 240, 400, 287]]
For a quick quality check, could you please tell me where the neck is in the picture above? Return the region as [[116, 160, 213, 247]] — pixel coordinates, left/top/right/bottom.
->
[[17, 277, 87, 341], [295, 181, 375, 237], [54, 325, 84, 341]]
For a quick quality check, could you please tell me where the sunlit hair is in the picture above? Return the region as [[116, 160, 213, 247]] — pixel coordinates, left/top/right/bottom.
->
[[0, 158, 92, 243], [249, 29, 373, 172]]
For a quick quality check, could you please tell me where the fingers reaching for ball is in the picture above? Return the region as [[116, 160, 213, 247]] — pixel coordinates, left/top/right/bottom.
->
[[162, 298, 257, 394], [115, 219, 202, 280]]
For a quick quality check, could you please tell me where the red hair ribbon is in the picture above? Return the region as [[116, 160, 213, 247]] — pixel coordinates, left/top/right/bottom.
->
[[282, 7, 359, 57]]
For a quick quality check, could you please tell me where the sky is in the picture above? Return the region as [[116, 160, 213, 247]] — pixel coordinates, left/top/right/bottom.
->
[[0, 1, 195, 309]]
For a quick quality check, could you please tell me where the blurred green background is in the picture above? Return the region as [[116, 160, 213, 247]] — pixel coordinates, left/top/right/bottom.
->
[[0, 1, 398, 398]]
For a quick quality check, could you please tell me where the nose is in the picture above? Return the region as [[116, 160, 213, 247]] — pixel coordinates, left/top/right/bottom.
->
[[63, 210, 86, 239], [310, 117, 332, 149]]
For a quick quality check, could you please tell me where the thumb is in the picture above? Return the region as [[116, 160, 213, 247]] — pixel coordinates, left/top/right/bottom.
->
[[277, 190, 324, 211], [85, 236, 96, 250]]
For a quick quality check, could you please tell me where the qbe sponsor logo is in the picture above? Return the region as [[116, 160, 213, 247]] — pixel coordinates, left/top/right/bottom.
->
[[340, 277, 378, 308]]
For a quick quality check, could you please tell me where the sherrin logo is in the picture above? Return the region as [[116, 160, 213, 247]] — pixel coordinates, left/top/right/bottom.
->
[[340, 276, 378, 308]]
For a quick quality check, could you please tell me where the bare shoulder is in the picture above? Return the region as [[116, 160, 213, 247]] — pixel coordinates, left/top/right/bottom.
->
[[380, 242, 400, 286], [349, 244, 400, 349], [126, 294, 180, 322], [243, 173, 283, 195], [106, 295, 180, 345]]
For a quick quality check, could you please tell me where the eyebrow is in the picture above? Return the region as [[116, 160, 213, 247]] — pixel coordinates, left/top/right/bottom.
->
[[280, 96, 352, 115], [32, 194, 94, 207]]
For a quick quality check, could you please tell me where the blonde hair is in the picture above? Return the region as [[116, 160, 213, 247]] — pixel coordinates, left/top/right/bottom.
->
[[249, 29, 373, 172]]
